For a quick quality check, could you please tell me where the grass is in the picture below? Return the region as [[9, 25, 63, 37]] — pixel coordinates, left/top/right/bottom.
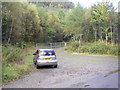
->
[[109, 69, 120, 74], [66, 51, 118, 58], [2, 45, 36, 84], [104, 69, 120, 77], [65, 41, 119, 56]]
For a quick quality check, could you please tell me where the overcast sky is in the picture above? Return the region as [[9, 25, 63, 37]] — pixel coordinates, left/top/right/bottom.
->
[[70, 0, 119, 11]]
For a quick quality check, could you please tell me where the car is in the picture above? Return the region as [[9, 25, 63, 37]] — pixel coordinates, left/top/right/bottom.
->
[[33, 49, 58, 69]]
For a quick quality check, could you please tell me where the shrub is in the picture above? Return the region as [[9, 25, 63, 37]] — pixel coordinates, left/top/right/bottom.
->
[[66, 42, 119, 56], [108, 46, 118, 55], [2, 45, 23, 64], [66, 42, 79, 52]]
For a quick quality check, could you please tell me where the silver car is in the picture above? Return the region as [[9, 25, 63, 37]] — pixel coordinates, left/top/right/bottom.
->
[[33, 49, 58, 69]]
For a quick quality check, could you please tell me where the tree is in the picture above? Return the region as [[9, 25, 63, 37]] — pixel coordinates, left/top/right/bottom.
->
[[82, 9, 94, 42], [90, 2, 117, 45], [2, 2, 26, 44], [2, 1, 118, 45], [64, 3, 85, 43], [46, 11, 61, 42], [23, 3, 40, 43], [108, 3, 118, 44]]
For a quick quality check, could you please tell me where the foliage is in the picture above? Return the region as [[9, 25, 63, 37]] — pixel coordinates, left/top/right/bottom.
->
[[64, 3, 85, 43], [2, 2, 67, 44], [90, 2, 118, 45], [2, 45, 34, 83], [2, 2, 118, 44], [2, 45, 23, 64], [31, 1, 75, 9], [66, 42, 119, 56]]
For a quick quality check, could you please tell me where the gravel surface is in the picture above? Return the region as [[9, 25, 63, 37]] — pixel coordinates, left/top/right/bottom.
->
[[3, 48, 118, 88]]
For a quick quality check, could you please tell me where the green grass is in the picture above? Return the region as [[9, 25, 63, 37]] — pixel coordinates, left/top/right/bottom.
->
[[65, 51, 118, 58], [2, 45, 35, 84], [65, 42, 119, 56], [109, 69, 120, 74], [104, 69, 120, 77]]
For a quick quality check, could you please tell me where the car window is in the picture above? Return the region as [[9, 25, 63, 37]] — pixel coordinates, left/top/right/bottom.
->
[[40, 50, 55, 56]]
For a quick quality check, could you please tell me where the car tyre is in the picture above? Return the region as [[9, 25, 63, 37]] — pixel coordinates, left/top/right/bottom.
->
[[34, 62, 36, 65], [36, 65, 39, 69], [54, 64, 57, 68]]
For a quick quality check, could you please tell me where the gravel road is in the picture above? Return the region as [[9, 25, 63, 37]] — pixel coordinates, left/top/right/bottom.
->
[[3, 48, 119, 88]]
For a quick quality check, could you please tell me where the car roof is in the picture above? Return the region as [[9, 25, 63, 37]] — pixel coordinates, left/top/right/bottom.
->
[[37, 49, 54, 51]]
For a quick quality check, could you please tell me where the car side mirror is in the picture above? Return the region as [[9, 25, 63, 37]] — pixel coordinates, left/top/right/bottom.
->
[[33, 53, 36, 55]]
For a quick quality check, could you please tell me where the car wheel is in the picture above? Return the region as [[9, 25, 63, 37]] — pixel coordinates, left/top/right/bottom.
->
[[36, 65, 39, 69], [34, 62, 36, 65], [34, 60, 37, 65], [54, 64, 57, 68]]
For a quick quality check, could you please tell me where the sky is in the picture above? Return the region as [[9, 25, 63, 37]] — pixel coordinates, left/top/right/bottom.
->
[[70, 0, 119, 11]]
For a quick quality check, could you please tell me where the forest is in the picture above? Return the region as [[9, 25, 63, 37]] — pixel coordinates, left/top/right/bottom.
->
[[2, 1, 119, 45]]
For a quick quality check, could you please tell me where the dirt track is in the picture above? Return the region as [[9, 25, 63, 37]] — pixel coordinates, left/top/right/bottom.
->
[[3, 48, 118, 88]]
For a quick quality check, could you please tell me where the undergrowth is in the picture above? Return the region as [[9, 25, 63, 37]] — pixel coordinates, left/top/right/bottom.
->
[[66, 41, 119, 56], [2, 44, 35, 83]]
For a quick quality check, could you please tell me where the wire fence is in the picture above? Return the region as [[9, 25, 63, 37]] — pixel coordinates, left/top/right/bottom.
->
[[36, 42, 66, 50]]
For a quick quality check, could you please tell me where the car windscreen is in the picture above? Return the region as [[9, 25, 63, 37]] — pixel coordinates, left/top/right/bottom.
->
[[40, 50, 55, 56]]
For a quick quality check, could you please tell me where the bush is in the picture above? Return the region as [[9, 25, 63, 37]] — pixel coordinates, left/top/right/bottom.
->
[[66, 42, 119, 56], [2, 44, 34, 83], [108, 46, 119, 55], [2, 45, 23, 64], [66, 42, 79, 52]]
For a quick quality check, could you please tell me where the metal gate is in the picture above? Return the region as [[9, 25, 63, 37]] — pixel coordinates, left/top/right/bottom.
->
[[36, 42, 66, 50]]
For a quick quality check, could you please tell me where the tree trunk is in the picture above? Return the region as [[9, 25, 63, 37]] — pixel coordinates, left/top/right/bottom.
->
[[115, 26, 118, 44], [73, 35, 76, 42], [78, 36, 80, 44], [112, 26, 115, 44], [94, 27, 97, 42], [98, 24, 103, 41], [110, 26, 113, 45], [78, 35, 82, 44], [113, 26, 118, 44], [106, 31, 108, 45], [100, 29, 103, 42], [8, 19, 14, 43]]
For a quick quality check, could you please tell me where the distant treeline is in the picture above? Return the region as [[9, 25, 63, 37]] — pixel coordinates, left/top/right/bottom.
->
[[30, 2, 74, 9]]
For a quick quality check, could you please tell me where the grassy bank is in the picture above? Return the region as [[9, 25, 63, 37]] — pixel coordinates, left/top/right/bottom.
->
[[2, 44, 35, 84], [65, 42, 119, 56]]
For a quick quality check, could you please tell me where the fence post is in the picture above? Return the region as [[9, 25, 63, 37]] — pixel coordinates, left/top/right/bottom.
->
[[64, 42, 66, 47]]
